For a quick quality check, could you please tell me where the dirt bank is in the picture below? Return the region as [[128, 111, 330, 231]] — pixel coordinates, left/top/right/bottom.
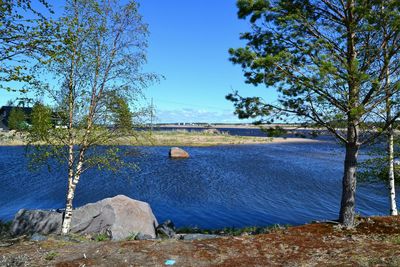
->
[[1, 216, 400, 266]]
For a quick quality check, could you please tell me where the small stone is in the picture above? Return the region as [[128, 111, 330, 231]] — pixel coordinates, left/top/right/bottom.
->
[[135, 233, 154, 240], [30, 233, 47, 241]]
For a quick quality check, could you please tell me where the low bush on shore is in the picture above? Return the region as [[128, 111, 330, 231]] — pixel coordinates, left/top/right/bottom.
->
[[0, 220, 12, 239]]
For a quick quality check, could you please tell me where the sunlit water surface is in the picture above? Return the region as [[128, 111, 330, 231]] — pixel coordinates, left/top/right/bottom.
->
[[0, 142, 392, 228]]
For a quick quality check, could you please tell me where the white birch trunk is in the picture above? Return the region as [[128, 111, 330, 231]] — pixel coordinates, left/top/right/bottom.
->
[[388, 127, 398, 215], [383, 22, 397, 215], [61, 159, 84, 234], [381, 2, 397, 216], [61, 179, 75, 234]]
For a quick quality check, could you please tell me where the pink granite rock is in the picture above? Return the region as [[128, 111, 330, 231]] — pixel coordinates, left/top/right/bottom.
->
[[169, 147, 189, 159]]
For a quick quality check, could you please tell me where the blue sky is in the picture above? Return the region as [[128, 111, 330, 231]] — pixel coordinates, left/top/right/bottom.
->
[[1, 0, 278, 123]]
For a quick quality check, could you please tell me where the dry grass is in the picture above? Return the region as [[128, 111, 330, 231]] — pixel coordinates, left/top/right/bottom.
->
[[115, 130, 273, 146], [0, 129, 321, 147], [0, 129, 272, 147], [0, 131, 25, 146]]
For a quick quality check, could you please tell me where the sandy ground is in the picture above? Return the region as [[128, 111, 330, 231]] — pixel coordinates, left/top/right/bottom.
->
[[1, 216, 400, 266]]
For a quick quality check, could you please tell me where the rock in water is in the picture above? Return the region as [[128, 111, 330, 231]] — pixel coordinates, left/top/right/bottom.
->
[[169, 147, 189, 159], [11, 195, 158, 240], [203, 128, 221, 134]]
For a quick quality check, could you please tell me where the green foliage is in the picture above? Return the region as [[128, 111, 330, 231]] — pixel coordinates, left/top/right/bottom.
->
[[227, 0, 400, 143], [44, 251, 58, 261], [93, 233, 110, 242], [389, 235, 400, 245], [261, 126, 287, 137], [0, 0, 57, 92], [359, 142, 400, 185], [8, 108, 26, 131], [125, 232, 139, 241], [0, 220, 12, 239], [25, 2, 154, 227], [107, 94, 134, 134], [29, 102, 53, 141], [228, 0, 400, 226]]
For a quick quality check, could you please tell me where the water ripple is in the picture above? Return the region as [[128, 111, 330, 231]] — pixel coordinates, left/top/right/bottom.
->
[[0, 143, 394, 228]]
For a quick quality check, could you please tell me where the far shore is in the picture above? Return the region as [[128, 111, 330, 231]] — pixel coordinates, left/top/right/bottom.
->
[[0, 129, 324, 147]]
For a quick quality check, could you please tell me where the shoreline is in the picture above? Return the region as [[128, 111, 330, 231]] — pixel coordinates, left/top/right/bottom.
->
[[0, 131, 325, 147]]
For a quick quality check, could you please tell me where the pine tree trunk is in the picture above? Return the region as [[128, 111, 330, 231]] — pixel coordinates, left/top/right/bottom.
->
[[339, 140, 359, 227], [339, 0, 360, 228], [388, 130, 398, 215]]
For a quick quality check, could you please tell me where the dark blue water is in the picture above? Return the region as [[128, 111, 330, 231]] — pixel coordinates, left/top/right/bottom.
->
[[0, 142, 392, 228]]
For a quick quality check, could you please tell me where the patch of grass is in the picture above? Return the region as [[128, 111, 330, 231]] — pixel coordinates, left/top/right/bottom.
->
[[125, 232, 138, 241], [44, 251, 58, 261], [353, 255, 400, 267], [93, 233, 110, 242], [388, 235, 400, 245]]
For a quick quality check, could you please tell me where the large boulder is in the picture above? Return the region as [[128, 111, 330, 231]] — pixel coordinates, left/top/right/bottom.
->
[[169, 147, 189, 159], [70, 195, 158, 240], [11, 195, 158, 240]]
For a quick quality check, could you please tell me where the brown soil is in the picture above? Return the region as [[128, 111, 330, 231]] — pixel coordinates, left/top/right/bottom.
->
[[1, 216, 400, 266]]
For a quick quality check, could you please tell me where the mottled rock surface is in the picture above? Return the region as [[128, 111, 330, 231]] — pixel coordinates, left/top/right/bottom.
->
[[156, 220, 176, 238], [11, 210, 63, 236], [71, 195, 158, 240], [11, 195, 158, 240], [169, 147, 189, 159]]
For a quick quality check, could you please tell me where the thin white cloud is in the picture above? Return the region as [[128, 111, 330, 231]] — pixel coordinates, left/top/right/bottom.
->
[[155, 108, 249, 123]]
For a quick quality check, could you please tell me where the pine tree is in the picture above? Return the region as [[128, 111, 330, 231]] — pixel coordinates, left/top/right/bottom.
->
[[228, 0, 400, 227]]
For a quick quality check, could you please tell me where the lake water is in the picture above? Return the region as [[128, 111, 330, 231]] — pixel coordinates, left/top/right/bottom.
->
[[0, 142, 392, 229]]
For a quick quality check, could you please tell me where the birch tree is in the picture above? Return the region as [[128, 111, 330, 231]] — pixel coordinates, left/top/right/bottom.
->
[[379, 1, 400, 216], [227, 0, 400, 227], [28, 0, 156, 234]]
